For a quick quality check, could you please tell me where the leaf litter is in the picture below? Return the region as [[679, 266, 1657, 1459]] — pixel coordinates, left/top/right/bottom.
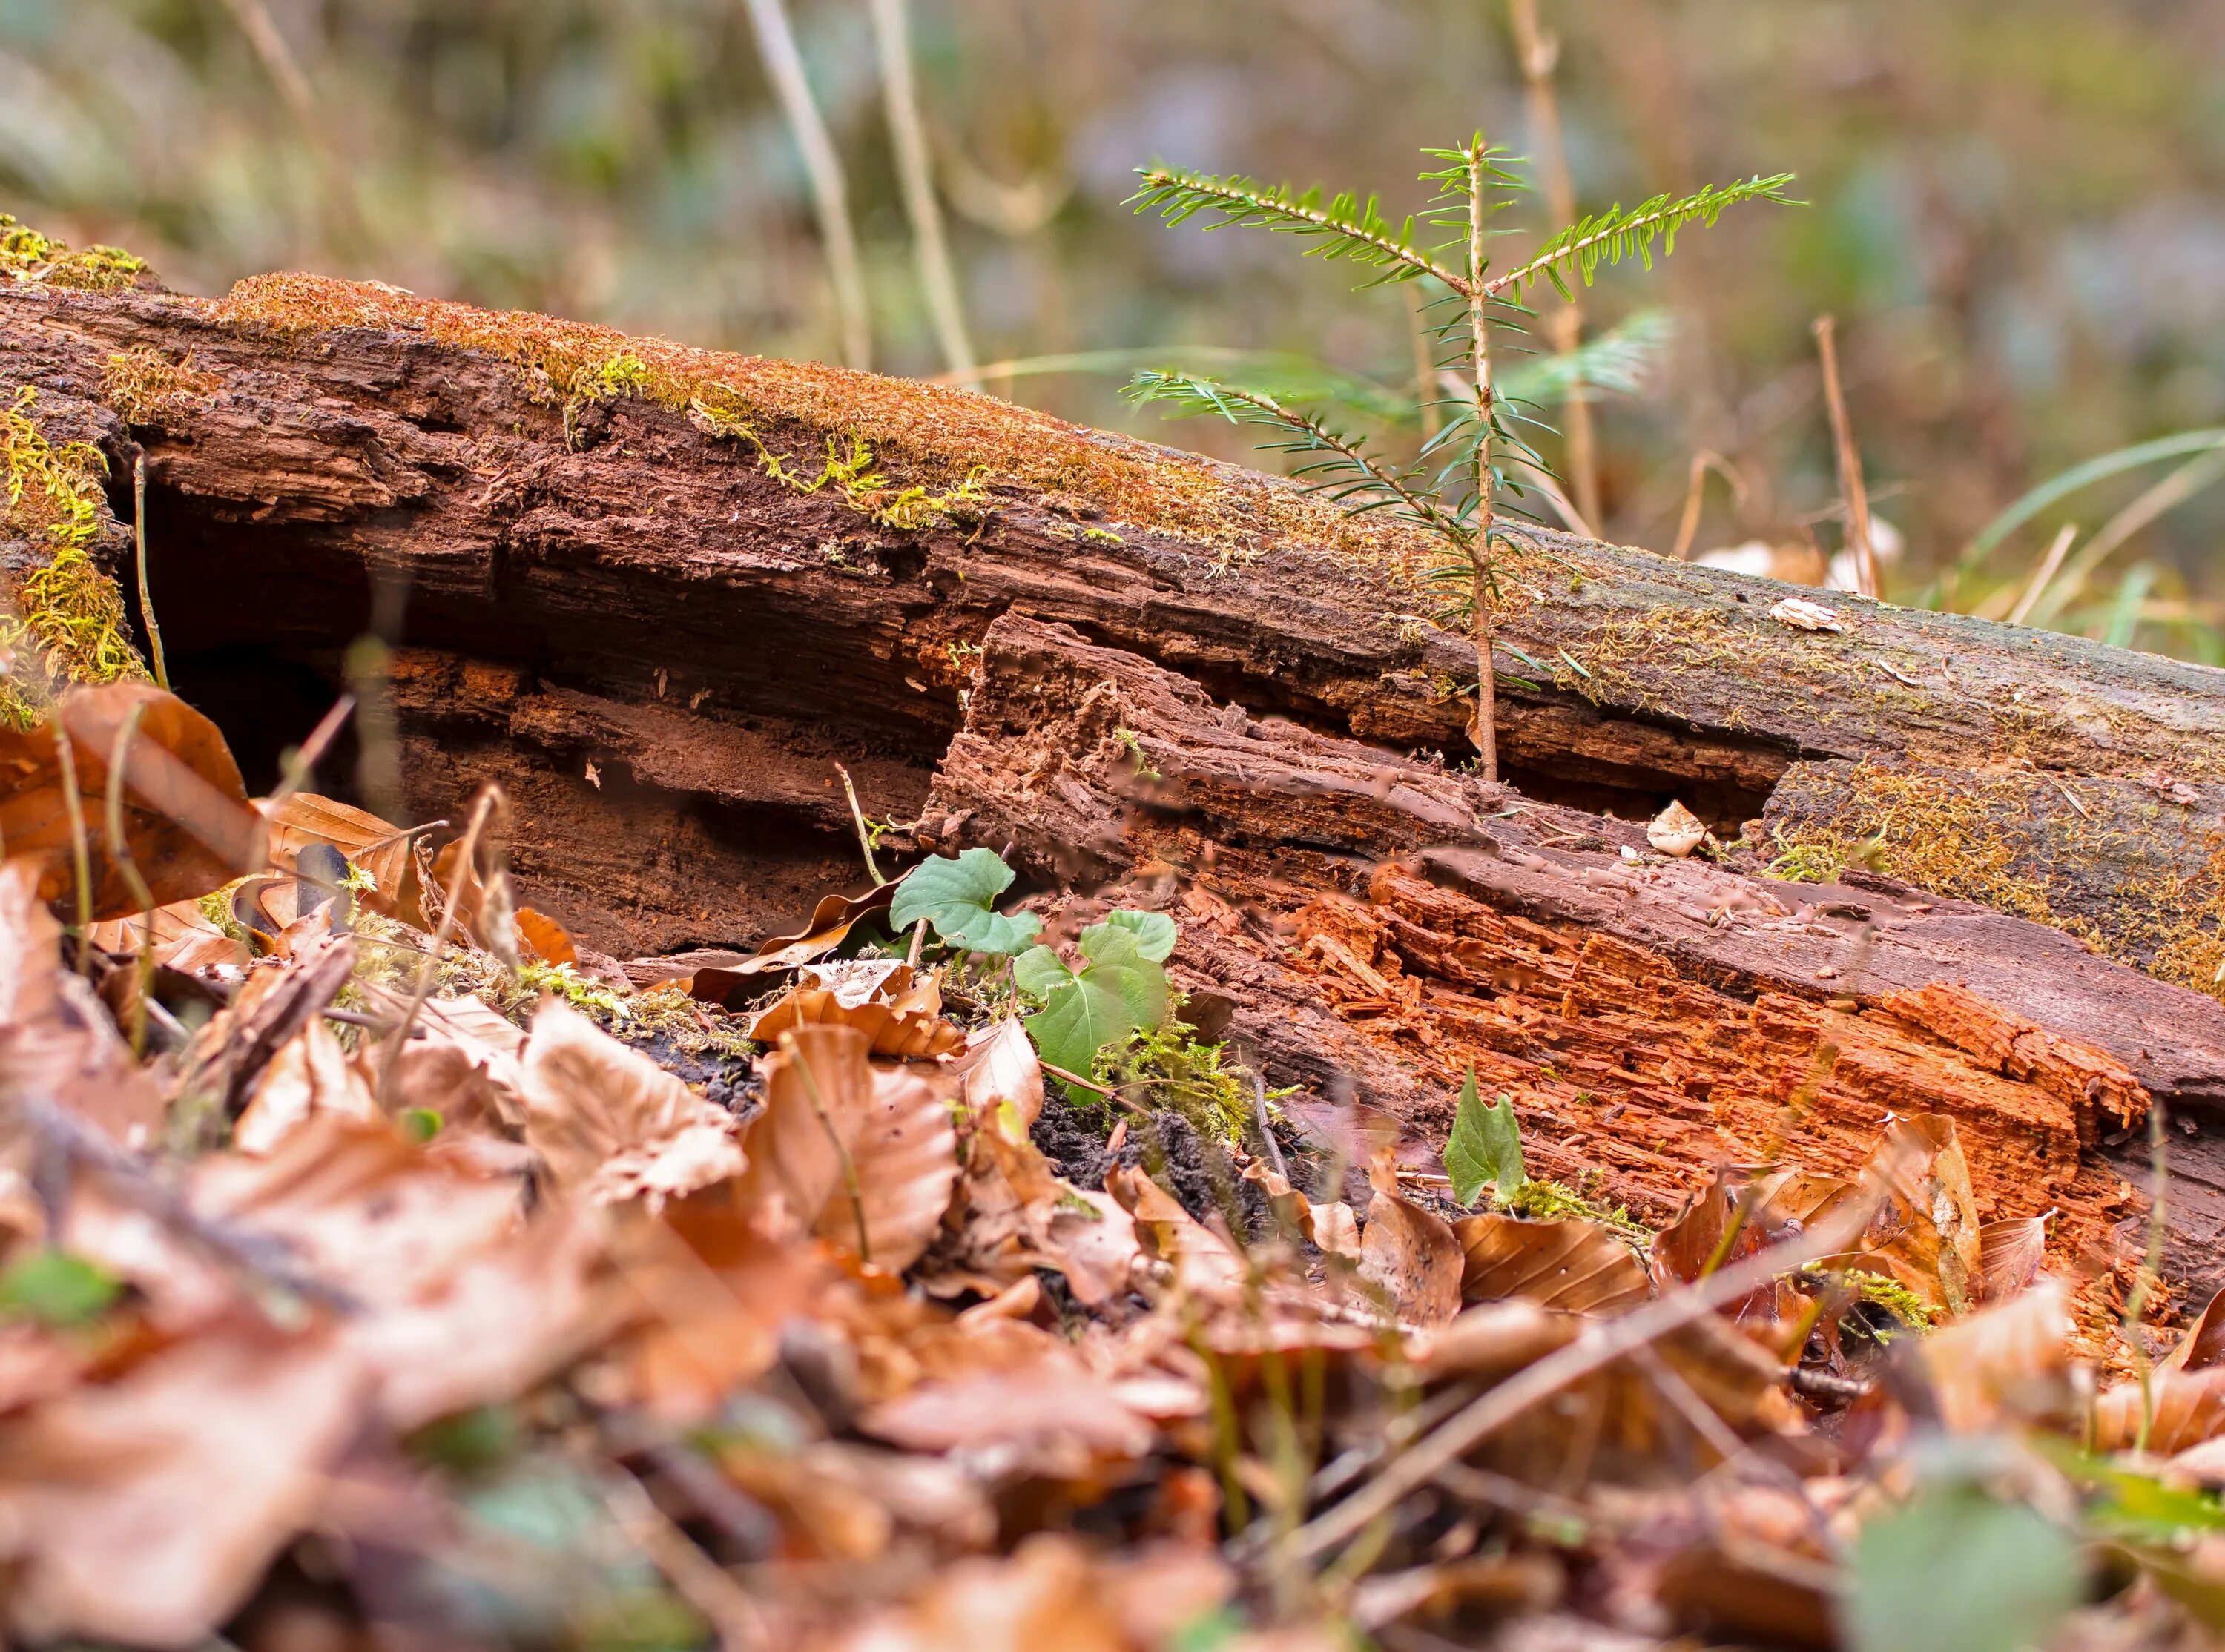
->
[[0, 682, 2208, 1651]]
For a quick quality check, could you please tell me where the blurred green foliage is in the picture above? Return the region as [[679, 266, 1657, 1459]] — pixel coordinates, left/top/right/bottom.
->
[[6, 0, 2224, 652]]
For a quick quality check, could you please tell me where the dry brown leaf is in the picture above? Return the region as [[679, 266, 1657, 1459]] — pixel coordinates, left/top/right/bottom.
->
[[257, 791, 428, 927], [746, 959, 963, 1060], [1108, 1163, 1247, 1299], [231, 1016, 382, 1154], [0, 1324, 366, 1649], [515, 905, 578, 965], [0, 683, 263, 921], [1454, 1212, 1652, 1314], [1838, 1116, 1982, 1317], [375, 992, 527, 1131], [1650, 1169, 1816, 1344], [1356, 1157, 1463, 1326], [812, 1062, 960, 1272], [0, 859, 165, 1145], [85, 896, 248, 976], [859, 1347, 1158, 1472], [1977, 1213, 2049, 1303], [518, 998, 744, 1207], [953, 1014, 1045, 1130], [2094, 1286, 2225, 1454], [734, 1024, 875, 1240], [1917, 1276, 2074, 1434], [1414, 1298, 1585, 1384]]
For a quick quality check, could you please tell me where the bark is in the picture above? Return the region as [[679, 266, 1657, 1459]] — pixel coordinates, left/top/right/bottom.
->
[[3, 270, 2222, 1295]]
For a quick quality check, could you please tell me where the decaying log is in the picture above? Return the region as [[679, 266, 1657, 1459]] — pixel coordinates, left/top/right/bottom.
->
[[1, 265, 2222, 1297], [924, 613, 2225, 1304]]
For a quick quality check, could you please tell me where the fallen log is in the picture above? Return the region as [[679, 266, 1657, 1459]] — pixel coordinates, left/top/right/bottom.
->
[[1, 261, 2221, 1298]]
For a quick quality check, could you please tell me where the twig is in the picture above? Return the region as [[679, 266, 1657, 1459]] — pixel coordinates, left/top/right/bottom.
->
[[49, 709, 95, 974], [1506, 0, 1600, 529], [104, 703, 156, 1056], [131, 455, 168, 690], [263, 693, 357, 816], [1255, 1071, 1289, 1181], [1671, 449, 1746, 561], [217, 0, 371, 255], [2007, 522, 2078, 627], [1813, 315, 1879, 598], [834, 764, 883, 885], [742, 0, 873, 369], [1039, 1059, 1150, 1115], [1465, 139, 1502, 785], [378, 788, 495, 1101], [1282, 1178, 1884, 1562], [784, 1038, 870, 1263], [601, 1464, 768, 1652], [868, 0, 977, 385], [2126, 1096, 2169, 1451], [20, 1094, 352, 1309]]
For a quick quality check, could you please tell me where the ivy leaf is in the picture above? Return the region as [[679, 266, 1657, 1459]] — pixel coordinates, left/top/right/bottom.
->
[[1443, 1068, 1525, 1207], [889, 849, 1041, 955], [1101, 908, 1178, 962], [1013, 945, 1075, 1000]]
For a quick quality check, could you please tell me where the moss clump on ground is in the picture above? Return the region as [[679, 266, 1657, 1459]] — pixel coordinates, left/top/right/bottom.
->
[[1091, 1020, 1258, 1146], [0, 387, 148, 725], [1503, 1177, 1653, 1248], [0, 214, 147, 292], [210, 271, 1430, 566], [103, 347, 217, 429]]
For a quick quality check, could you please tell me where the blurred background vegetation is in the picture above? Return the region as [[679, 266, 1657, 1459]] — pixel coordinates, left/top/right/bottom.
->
[[6, 0, 2224, 655]]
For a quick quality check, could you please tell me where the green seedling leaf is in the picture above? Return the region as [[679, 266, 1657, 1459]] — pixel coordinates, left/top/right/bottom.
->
[[1443, 1068, 1526, 1207], [1846, 1483, 2083, 1652], [1024, 922, 1173, 1098], [1101, 908, 1178, 962], [1014, 944, 1075, 1000], [0, 1249, 123, 1328], [402, 1106, 444, 1143], [889, 848, 1041, 955]]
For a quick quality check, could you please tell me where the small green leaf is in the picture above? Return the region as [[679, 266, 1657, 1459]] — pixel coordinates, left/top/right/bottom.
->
[[0, 1249, 122, 1328], [1443, 1068, 1526, 1207], [889, 848, 1041, 955], [1013, 944, 1075, 1000], [1028, 975, 1141, 1092], [1847, 1484, 2083, 1652], [402, 1106, 444, 1143], [1078, 923, 1172, 1028], [1101, 908, 1178, 962]]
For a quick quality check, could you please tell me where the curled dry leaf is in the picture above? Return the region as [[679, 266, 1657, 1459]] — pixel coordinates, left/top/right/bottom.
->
[[1108, 1163, 1247, 1299], [1242, 1159, 1361, 1258], [745, 958, 964, 1059], [1646, 798, 1707, 858], [2094, 1286, 2225, 1455], [515, 905, 578, 965], [859, 1347, 1158, 1473], [231, 1015, 382, 1154], [0, 683, 263, 921], [643, 883, 899, 996], [85, 896, 247, 976], [1843, 1115, 1982, 1317], [258, 790, 429, 928], [1917, 1277, 2074, 1435], [953, 1014, 1045, 1130], [739, 1024, 960, 1272], [1454, 1212, 1652, 1314], [1356, 1156, 1464, 1326], [1977, 1213, 2050, 1303], [375, 991, 527, 1131], [1769, 595, 1848, 634], [518, 997, 745, 1208], [0, 859, 165, 1145]]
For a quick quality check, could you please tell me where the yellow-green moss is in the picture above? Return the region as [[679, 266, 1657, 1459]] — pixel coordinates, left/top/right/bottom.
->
[[103, 346, 217, 430], [0, 387, 148, 725], [1503, 1177, 1652, 1248], [1092, 1020, 1258, 1145], [0, 214, 147, 292], [209, 272, 1422, 564]]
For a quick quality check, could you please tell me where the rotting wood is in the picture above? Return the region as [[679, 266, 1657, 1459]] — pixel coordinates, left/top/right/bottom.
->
[[3, 267, 2223, 1301], [926, 612, 2225, 1312], [0, 273, 2219, 990]]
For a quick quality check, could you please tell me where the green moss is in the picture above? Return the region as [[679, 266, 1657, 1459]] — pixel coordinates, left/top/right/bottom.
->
[[208, 272, 1425, 565], [0, 387, 148, 726], [1503, 1178, 1652, 1249], [0, 214, 147, 292], [1092, 1020, 1258, 1146], [1833, 1268, 1938, 1329], [103, 347, 217, 429]]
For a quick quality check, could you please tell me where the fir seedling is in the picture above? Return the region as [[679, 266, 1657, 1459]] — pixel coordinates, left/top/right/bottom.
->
[[1128, 145, 1794, 780]]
